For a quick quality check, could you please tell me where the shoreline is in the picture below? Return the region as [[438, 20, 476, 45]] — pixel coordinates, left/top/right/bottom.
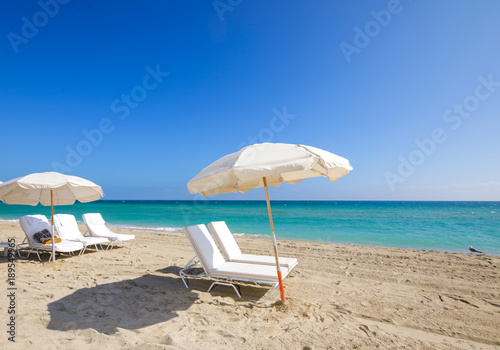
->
[[0, 218, 495, 257], [1, 220, 499, 349], [1, 201, 498, 256]]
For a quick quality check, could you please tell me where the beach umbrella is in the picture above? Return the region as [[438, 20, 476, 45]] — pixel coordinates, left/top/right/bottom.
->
[[187, 143, 353, 303], [0, 172, 103, 262]]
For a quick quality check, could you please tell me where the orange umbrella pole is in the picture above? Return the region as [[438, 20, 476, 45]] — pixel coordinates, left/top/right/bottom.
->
[[263, 177, 286, 303]]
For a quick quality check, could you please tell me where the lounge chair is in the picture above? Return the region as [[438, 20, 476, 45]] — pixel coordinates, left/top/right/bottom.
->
[[208, 221, 298, 270], [17, 215, 84, 261], [54, 214, 109, 254], [82, 213, 135, 246], [181, 224, 292, 303]]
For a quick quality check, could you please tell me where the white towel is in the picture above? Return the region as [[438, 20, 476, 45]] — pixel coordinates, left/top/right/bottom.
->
[[26, 215, 43, 226], [90, 214, 105, 225]]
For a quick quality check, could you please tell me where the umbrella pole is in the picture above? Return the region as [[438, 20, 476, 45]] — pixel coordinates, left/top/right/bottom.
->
[[51, 190, 55, 262], [263, 177, 286, 304]]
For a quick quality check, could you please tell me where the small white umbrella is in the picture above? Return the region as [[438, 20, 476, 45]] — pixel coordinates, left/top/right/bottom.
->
[[0, 172, 103, 262], [188, 143, 353, 302]]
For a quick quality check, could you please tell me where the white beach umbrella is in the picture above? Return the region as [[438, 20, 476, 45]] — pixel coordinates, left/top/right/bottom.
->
[[0, 172, 103, 262], [188, 143, 353, 302]]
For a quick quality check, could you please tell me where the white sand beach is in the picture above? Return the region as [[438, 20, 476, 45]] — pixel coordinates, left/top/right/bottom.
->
[[0, 220, 499, 349]]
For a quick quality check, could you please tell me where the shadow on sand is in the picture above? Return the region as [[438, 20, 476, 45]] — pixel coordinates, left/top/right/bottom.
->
[[47, 274, 197, 334]]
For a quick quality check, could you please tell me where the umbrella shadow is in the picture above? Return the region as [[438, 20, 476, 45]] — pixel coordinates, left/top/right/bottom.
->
[[47, 274, 197, 334]]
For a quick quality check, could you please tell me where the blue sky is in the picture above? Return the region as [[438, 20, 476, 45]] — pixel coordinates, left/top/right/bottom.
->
[[1, 0, 499, 201]]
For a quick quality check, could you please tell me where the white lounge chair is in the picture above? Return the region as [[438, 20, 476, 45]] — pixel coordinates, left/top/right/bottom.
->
[[181, 224, 292, 303], [54, 214, 109, 254], [208, 221, 298, 270], [82, 213, 135, 246], [17, 215, 84, 261]]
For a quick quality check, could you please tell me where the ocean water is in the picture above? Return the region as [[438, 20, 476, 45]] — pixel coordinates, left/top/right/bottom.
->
[[0, 200, 498, 256]]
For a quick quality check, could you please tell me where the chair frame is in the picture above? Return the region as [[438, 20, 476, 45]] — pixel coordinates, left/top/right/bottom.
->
[[16, 240, 80, 262], [180, 225, 288, 304], [54, 214, 109, 255], [82, 213, 135, 248], [17, 215, 83, 262], [207, 221, 298, 271]]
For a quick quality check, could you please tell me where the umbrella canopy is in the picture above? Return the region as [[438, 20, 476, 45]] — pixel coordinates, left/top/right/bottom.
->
[[188, 143, 352, 196], [188, 143, 353, 303], [0, 172, 102, 206], [0, 172, 103, 262]]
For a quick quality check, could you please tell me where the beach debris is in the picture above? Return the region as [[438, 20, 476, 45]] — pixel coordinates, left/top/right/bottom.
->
[[469, 246, 484, 254]]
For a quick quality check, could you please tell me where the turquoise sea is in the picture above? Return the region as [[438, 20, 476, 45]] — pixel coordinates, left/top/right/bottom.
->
[[1, 200, 499, 256]]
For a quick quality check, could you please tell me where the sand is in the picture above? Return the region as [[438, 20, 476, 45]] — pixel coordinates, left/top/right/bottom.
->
[[0, 220, 499, 349]]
